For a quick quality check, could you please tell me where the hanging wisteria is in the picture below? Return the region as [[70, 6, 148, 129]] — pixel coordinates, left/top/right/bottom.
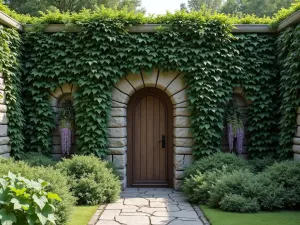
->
[[225, 99, 244, 154], [59, 99, 75, 155]]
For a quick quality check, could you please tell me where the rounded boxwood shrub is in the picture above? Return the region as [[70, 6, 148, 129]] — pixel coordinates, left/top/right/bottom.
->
[[55, 155, 121, 205], [18, 151, 57, 167], [262, 161, 300, 208], [184, 152, 251, 178], [0, 158, 75, 225], [182, 169, 225, 204], [219, 194, 260, 213]]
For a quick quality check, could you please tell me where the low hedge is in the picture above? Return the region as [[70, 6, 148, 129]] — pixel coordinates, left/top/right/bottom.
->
[[55, 155, 121, 205], [18, 151, 58, 167], [0, 158, 76, 225]]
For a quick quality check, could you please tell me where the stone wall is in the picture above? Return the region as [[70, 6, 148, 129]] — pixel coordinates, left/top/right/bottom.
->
[[293, 107, 300, 160], [0, 72, 10, 158], [108, 69, 193, 190]]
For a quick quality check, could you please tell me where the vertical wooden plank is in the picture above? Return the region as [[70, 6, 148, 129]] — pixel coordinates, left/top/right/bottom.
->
[[133, 101, 141, 182], [159, 101, 166, 181], [140, 97, 147, 181], [153, 97, 160, 180], [146, 96, 154, 180]]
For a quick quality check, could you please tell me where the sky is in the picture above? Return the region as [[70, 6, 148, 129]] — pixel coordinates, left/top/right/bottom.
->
[[142, 0, 188, 15]]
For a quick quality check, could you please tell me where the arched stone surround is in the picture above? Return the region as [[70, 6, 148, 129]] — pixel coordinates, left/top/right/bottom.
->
[[107, 69, 194, 190], [49, 84, 77, 159], [293, 107, 300, 160]]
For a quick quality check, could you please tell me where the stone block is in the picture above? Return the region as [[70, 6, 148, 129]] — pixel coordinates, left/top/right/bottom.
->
[[298, 107, 300, 114], [108, 138, 127, 148], [173, 101, 189, 108], [108, 147, 127, 155], [0, 72, 3, 78], [173, 178, 183, 191], [165, 74, 186, 96], [52, 136, 60, 145], [296, 126, 300, 137], [0, 145, 11, 154], [0, 125, 8, 136], [142, 69, 158, 87], [174, 117, 191, 128], [126, 73, 144, 91], [293, 137, 300, 145], [61, 83, 72, 94], [171, 90, 188, 105], [156, 71, 178, 91], [293, 145, 300, 154], [0, 104, 7, 113], [107, 128, 127, 138], [174, 146, 192, 154], [0, 78, 5, 90], [174, 138, 194, 147], [108, 117, 127, 128], [121, 177, 127, 191], [115, 79, 135, 96], [112, 101, 127, 108], [174, 155, 194, 170], [0, 91, 5, 104], [294, 153, 300, 161], [0, 137, 10, 145], [111, 108, 127, 117], [0, 113, 8, 124], [174, 128, 192, 138], [173, 108, 191, 116], [51, 87, 63, 99], [49, 95, 58, 107], [0, 153, 10, 158], [117, 168, 126, 179], [174, 169, 184, 179], [297, 115, 300, 125], [111, 87, 129, 104], [113, 154, 127, 169]]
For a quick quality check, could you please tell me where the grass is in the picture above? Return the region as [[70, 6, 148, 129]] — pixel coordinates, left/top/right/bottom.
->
[[67, 206, 98, 225], [201, 205, 300, 225]]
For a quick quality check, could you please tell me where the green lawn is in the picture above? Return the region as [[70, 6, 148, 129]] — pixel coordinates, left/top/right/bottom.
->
[[67, 206, 98, 225], [201, 205, 300, 225]]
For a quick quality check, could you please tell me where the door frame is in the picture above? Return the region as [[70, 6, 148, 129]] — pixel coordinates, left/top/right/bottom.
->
[[127, 87, 173, 187]]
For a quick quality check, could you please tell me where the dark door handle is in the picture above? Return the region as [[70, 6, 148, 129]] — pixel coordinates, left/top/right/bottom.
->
[[158, 135, 166, 148]]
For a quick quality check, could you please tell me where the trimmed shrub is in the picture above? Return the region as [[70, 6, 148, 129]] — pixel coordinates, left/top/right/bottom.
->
[[19, 152, 57, 167], [184, 152, 251, 178], [0, 158, 75, 225], [262, 161, 300, 208], [208, 169, 259, 208], [56, 155, 121, 205], [248, 157, 276, 172], [219, 194, 260, 213], [183, 169, 225, 204]]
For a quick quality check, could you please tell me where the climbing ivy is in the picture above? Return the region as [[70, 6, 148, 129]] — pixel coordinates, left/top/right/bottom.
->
[[0, 26, 24, 158], [277, 25, 300, 158], [20, 10, 280, 159]]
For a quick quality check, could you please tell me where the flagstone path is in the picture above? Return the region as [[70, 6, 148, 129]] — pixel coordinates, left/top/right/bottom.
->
[[96, 188, 204, 225]]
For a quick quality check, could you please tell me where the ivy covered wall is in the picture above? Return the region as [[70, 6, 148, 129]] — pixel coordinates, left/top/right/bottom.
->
[[19, 14, 280, 159]]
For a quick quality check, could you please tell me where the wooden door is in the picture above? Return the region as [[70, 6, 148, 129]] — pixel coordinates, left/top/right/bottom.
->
[[127, 88, 173, 187]]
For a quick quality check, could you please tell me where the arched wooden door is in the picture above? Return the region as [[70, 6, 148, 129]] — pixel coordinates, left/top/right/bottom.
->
[[127, 88, 173, 187]]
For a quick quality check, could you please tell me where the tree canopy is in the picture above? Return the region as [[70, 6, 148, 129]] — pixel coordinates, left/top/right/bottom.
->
[[181, 0, 297, 17], [3, 0, 145, 16]]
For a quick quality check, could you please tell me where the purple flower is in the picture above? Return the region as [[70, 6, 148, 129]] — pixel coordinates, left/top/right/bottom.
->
[[60, 128, 72, 155], [236, 127, 244, 154], [227, 123, 234, 152]]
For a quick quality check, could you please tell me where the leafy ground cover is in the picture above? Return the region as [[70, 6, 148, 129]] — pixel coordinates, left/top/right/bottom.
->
[[67, 206, 98, 225], [201, 205, 300, 225]]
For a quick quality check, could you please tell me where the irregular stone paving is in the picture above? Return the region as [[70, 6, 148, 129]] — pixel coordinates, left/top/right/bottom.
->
[[96, 188, 203, 225]]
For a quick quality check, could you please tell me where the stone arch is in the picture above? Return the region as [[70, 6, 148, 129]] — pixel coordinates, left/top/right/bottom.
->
[[107, 69, 193, 190], [293, 107, 300, 160], [49, 84, 77, 159], [222, 87, 250, 158]]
